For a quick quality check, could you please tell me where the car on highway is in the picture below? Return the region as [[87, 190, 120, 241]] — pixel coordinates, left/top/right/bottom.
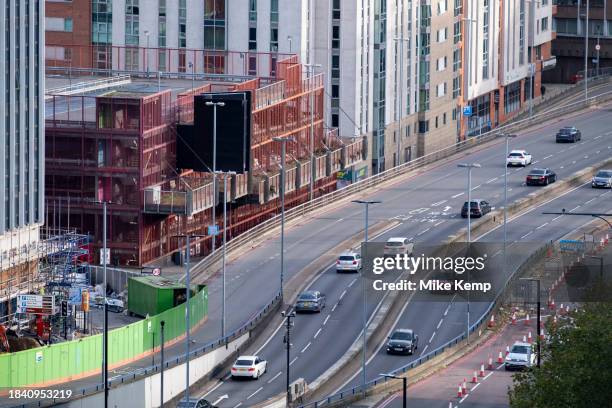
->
[[505, 341, 536, 370], [461, 200, 491, 218], [386, 329, 419, 355], [384, 237, 414, 257], [591, 169, 612, 188], [555, 126, 582, 143], [526, 168, 557, 186], [177, 397, 218, 408], [295, 290, 326, 313], [230, 355, 267, 379], [336, 251, 362, 273], [506, 150, 533, 167]]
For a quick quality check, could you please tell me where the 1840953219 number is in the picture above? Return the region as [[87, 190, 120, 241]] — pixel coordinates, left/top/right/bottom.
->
[[8, 389, 73, 399]]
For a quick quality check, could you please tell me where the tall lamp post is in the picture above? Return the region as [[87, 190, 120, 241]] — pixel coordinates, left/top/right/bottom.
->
[[215, 170, 237, 338], [273, 137, 295, 297], [393, 34, 410, 167], [520, 278, 541, 367], [352, 199, 381, 390], [303, 63, 322, 201], [144, 30, 150, 78], [282, 308, 296, 403], [584, 0, 590, 101], [172, 233, 207, 402], [287, 36, 293, 54], [188, 62, 195, 94], [205, 101, 226, 254], [381, 373, 407, 408], [502, 134, 517, 263], [457, 163, 481, 344], [160, 320, 165, 408]]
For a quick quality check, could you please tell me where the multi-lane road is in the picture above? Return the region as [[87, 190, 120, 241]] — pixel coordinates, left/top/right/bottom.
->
[[198, 102, 612, 406]]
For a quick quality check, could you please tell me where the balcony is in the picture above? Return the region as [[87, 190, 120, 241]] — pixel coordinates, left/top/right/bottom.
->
[[326, 147, 343, 175], [143, 176, 214, 216], [342, 137, 366, 167]]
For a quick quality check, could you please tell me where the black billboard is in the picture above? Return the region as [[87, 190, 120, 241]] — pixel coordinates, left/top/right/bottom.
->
[[177, 91, 251, 173]]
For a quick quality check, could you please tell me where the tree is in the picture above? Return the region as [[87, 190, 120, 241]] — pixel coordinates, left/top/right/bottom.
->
[[508, 292, 612, 408]]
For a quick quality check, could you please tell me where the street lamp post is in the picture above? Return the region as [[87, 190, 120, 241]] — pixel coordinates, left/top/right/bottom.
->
[[457, 163, 481, 344], [282, 308, 296, 403], [101, 200, 109, 408], [215, 171, 236, 339], [303, 63, 322, 202], [273, 137, 295, 297], [584, 0, 590, 101], [502, 134, 517, 262], [188, 62, 195, 94], [160, 320, 165, 408], [520, 278, 541, 367], [172, 234, 206, 402], [144, 30, 150, 78], [205, 101, 226, 254], [352, 199, 381, 390], [287, 36, 292, 54], [380, 374, 407, 408]]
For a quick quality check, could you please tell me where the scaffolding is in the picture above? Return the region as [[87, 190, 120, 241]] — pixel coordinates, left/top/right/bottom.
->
[[38, 228, 91, 289]]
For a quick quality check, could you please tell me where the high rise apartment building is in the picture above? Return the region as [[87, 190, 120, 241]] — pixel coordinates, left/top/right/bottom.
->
[[0, 0, 45, 317]]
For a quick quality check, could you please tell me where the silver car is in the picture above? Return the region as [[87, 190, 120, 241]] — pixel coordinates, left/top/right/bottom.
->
[[505, 342, 536, 370], [336, 252, 362, 273], [295, 290, 326, 313], [591, 169, 612, 188]]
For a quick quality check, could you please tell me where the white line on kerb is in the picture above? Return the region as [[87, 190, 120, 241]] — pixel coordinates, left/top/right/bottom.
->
[[247, 387, 263, 400]]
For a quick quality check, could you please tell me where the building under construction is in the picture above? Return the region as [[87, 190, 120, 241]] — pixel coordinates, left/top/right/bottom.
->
[[45, 51, 365, 266]]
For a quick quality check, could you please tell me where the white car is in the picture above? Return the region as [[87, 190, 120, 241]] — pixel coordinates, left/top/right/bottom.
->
[[231, 355, 267, 379], [505, 342, 536, 370], [384, 237, 414, 257], [506, 150, 532, 167], [336, 252, 362, 272]]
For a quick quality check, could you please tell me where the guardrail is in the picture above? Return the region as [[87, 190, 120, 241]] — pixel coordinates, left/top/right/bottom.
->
[[44, 75, 131, 99], [298, 243, 553, 407]]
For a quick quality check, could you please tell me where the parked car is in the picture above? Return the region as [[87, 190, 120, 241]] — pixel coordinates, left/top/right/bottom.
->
[[231, 355, 267, 379], [295, 290, 326, 312], [386, 329, 419, 355], [336, 252, 362, 273], [177, 398, 218, 408], [461, 200, 491, 218], [505, 342, 536, 370], [526, 168, 557, 186], [591, 169, 612, 188], [506, 150, 533, 167], [384, 237, 414, 257], [556, 127, 581, 143], [569, 73, 584, 84]]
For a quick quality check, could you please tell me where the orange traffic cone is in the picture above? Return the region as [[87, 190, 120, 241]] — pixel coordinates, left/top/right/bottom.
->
[[462, 379, 467, 394], [511, 312, 516, 325], [549, 298, 555, 310], [472, 371, 478, 383], [479, 363, 485, 377], [488, 356, 493, 370], [522, 334, 527, 342], [506, 345, 510, 355], [565, 305, 570, 314], [497, 351, 504, 364], [488, 315, 495, 328], [525, 314, 530, 326], [540, 328, 545, 340], [457, 384, 463, 398], [528, 332, 533, 343]]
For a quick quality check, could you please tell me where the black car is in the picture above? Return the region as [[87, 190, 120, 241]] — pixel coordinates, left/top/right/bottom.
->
[[295, 290, 326, 313], [526, 168, 556, 186], [386, 329, 418, 355], [461, 200, 491, 218], [555, 127, 581, 143]]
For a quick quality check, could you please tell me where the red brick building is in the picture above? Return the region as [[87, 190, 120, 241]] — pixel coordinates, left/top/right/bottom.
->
[[45, 0, 92, 69]]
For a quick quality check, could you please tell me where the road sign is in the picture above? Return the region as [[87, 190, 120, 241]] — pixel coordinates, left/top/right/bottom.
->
[[68, 287, 82, 305], [595, 44, 601, 51], [100, 248, 110, 265], [17, 295, 56, 315], [462, 106, 473, 116], [152, 268, 161, 276]]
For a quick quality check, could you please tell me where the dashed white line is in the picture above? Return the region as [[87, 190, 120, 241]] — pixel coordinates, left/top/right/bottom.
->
[[289, 357, 298, 366], [331, 303, 338, 312], [570, 205, 581, 211], [339, 290, 347, 300], [434, 220, 445, 227], [348, 278, 357, 288], [584, 197, 597, 204], [301, 342, 312, 353], [267, 371, 282, 384], [431, 199, 448, 207], [314, 328, 322, 339], [452, 192, 464, 198], [233, 403, 243, 408], [594, 135, 602, 139], [459, 393, 469, 403], [542, 155, 553, 160], [417, 228, 431, 236], [552, 215, 563, 222], [471, 382, 481, 391], [472, 184, 482, 190], [521, 231, 533, 239], [486, 177, 498, 183], [436, 319, 443, 330], [429, 331, 436, 343], [420, 344, 429, 356], [536, 222, 549, 230], [247, 387, 263, 400], [323, 315, 331, 325]]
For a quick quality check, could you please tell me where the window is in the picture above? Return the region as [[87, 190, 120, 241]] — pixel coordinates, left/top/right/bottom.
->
[[204, 0, 225, 50], [332, 84, 340, 98], [270, 0, 278, 23], [454, 21, 461, 44], [45, 17, 72, 32], [437, 27, 447, 43], [249, 27, 257, 50], [332, 55, 340, 79], [270, 28, 278, 52], [418, 120, 429, 133], [437, 82, 447, 97], [126, 0, 139, 15], [453, 49, 461, 72], [159, 21, 167, 47], [519, 0, 525, 65], [453, 76, 461, 98], [332, 114, 339, 127], [435, 116, 439, 128], [125, 17, 139, 45], [332, 0, 341, 19], [541, 17, 549, 31], [505, 81, 521, 114], [443, 112, 447, 125], [454, 0, 462, 16], [555, 18, 577, 35], [249, 0, 257, 22], [419, 89, 430, 111], [159, 0, 166, 16], [437, 56, 447, 71], [438, 0, 447, 15], [332, 25, 341, 49], [482, 0, 489, 79]]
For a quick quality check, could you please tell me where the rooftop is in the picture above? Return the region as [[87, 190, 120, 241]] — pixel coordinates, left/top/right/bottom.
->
[[129, 275, 188, 290]]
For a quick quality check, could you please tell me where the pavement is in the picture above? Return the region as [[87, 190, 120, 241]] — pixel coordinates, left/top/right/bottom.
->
[[17, 82, 612, 408]]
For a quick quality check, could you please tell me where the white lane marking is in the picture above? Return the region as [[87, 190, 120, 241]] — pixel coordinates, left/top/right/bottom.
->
[[289, 357, 298, 366], [459, 393, 469, 403], [486, 177, 498, 183], [552, 215, 563, 222], [348, 278, 357, 287], [436, 319, 443, 330], [536, 222, 549, 230], [594, 135, 602, 139], [533, 160, 539, 164], [570, 205, 581, 211], [331, 303, 338, 312], [542, 154, 553, 160], [246, 387, 263, 400], [202, 381, 225, 397], [301, 342, 312, 353], [212, 395, 229, 406], [267, 372, 282, 384], [323, 315, 331, 325], [452, 192, 464, 198], [432, 199, 448, 207], [496, 363, 506, 370], [508, 188, 513, 192], [314, 328, 322, 339], [585, 197, 597, 204], [429, 331, 436, 343], [471, 382, 481, 391], [339, 289, 347, 300], [417, 228, 431, 236], [560, 166, 565, 169], [434, 220, 446, 227], [483, 370, 494, 380], [472, 184, 482, 190], [521, 231, 533, 239], [233, 403, 242, 408], [420, 344, 429, 356]]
